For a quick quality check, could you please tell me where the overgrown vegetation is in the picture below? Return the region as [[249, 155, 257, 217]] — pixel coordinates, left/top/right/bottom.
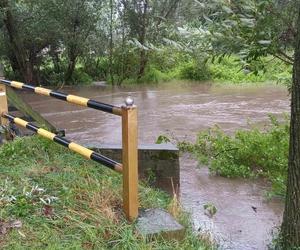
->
[[120, 54, 292, 85], [0, 1, 293, 86], [209, 56, 292, 85], [0, 136, 212, 249], [179, 115, 289, 197]]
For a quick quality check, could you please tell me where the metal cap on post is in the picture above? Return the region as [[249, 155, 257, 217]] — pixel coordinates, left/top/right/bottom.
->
[[0, 63, 8, 126], [122, 96, 138, 221], [125, 96, 134, 107]]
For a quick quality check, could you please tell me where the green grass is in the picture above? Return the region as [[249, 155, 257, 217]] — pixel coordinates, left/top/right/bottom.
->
[[209, 56, 292, 84], [120, 55, 292, 85], [178, 115, 289, 197], [0, 136, 212, 249], [5, 52, 290, 86]]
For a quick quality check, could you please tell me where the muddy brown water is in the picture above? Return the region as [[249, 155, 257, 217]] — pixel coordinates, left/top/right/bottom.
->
[[21, 81, 289, 249]]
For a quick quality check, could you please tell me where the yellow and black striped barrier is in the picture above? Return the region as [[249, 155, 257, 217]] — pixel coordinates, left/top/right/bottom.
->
[[0, 79, 139, 222], [0, 80, 122, 116], [2, 113, 123, 173]]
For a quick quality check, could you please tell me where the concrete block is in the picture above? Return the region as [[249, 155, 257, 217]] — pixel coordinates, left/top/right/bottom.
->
[[86, 143, 180, 196], [136, 208, 185, 241]]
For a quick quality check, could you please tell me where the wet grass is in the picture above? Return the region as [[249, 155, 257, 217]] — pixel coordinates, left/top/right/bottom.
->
[[0, 136, 212, 249]]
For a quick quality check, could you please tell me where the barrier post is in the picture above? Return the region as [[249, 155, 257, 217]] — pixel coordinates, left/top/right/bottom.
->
[[122, 97, 138, 221], [0, 66, 8, 126]]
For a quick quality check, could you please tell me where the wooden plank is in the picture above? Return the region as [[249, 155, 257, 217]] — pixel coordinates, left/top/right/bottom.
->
[[6, 87, 57, 133], [0, 83, 8, 126], [122, 105, 139, 221]]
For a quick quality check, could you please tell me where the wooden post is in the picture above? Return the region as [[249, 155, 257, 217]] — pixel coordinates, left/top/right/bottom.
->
[[0, 70, 8, 126], [0, 84, 8, 125], [122, 97, 138, 221]]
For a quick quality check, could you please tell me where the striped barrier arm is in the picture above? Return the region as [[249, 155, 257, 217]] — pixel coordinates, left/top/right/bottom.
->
[[0, 80, 122, 116], [2, 113, 123, 173]]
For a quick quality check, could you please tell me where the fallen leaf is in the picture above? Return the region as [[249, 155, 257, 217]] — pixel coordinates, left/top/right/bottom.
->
[[43, 205, 54, 217]]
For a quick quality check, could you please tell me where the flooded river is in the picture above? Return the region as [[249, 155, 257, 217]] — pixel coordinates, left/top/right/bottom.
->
[[22, 82, 289, 249]]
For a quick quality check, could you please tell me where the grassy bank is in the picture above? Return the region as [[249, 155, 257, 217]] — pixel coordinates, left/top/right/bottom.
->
[[179, 115, 289, 197], [6, 52, 290, 86], [0, 136, 211, 249], [116, 55, 292, 85]]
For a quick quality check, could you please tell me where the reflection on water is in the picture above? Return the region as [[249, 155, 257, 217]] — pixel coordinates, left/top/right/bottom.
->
[[22, 81, 289, 249]]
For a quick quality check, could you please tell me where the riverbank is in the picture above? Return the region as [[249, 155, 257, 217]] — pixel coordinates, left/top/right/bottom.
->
[[102, 56, 290, 86], [0, 136, 211, 249], [5, 56, 291, 87], [179, 115, 289, 198]]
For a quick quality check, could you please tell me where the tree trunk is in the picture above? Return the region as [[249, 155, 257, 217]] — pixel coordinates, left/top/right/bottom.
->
[[138, 49, 147, 79], [65, 43, 77, 84], [0, 0, 34, 82], [281, 6, 300, 248], [137, 0, 148, 79], [120, 14, 126, 85], [50, 45, 61, 74], [64, 57, 77, 84], [109, 0, 114, 85]]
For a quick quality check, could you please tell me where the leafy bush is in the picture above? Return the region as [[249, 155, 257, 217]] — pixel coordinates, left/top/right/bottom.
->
[[140, 67, 172, 83], [179, 115, 289, 196], [83, 57, 109, 80], [178, 61, 211, 81], [209, 57, 265, 83], [209, 56, 292, 84], [120, 54, 291, 85], [70, 67, 93, 85]]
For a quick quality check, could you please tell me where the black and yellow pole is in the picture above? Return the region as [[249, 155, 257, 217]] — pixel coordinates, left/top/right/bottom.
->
[[0, 80, 122, 116], [2, 113, 123, 173]]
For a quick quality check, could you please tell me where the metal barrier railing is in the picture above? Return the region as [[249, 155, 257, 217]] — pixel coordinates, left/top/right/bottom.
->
[[0, 80, 138, 221], [1, 80, 122, 115]]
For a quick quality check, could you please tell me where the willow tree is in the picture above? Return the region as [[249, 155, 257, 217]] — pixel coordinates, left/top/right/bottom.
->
[[0, 0, 59, 83], [47, 0, 101, 84], [120, 0, 181, 78], [0, 0, 102, 84]]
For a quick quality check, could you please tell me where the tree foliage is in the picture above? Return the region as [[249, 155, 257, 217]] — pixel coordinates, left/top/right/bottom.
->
[[172, 0, 297, 75], [0, 0, 183, 85]]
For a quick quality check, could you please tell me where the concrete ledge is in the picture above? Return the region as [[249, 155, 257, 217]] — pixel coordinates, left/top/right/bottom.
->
[[136, 208, 185, 241], [86, 143, 180, 196]]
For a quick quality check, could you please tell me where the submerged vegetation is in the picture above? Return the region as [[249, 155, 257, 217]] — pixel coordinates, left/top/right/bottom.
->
[[0, 136, 211, 249], [179, 115, 289, 197]]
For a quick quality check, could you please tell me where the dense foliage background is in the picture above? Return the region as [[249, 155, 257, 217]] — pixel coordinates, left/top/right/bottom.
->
[[0, 0, 294, 86]]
